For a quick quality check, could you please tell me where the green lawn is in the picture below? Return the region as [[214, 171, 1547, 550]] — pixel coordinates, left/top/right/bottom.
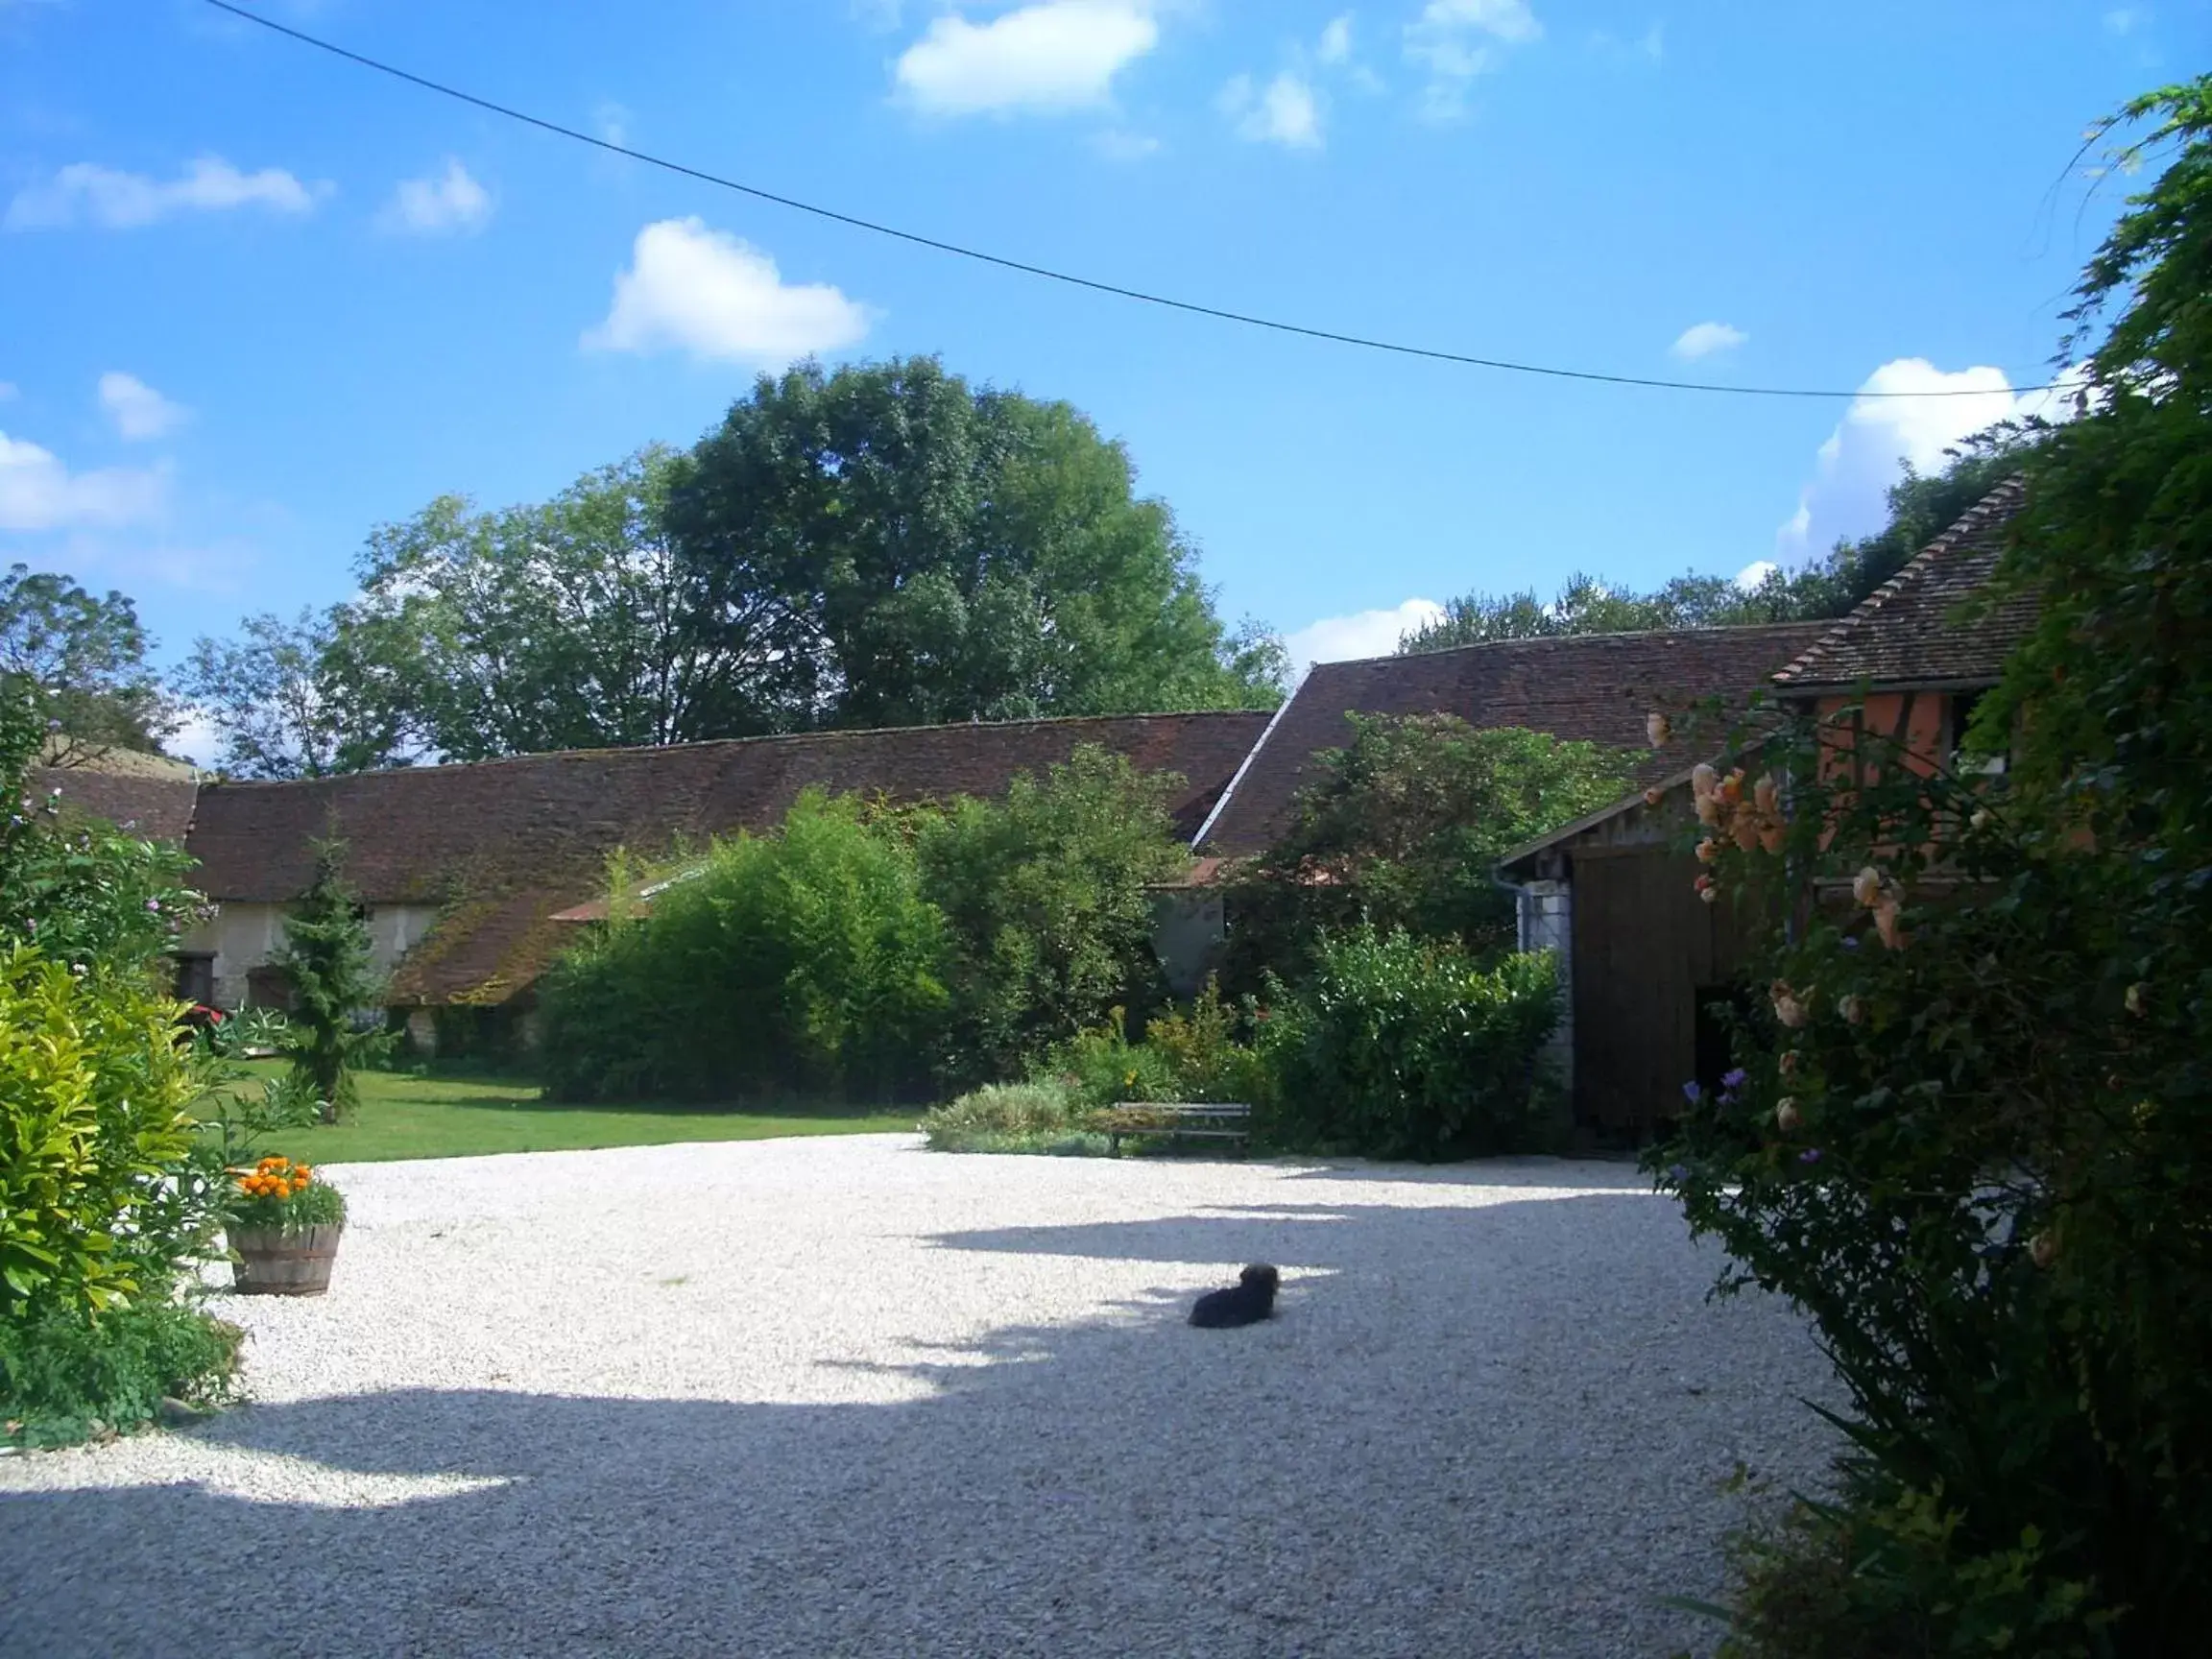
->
[[204, 1062, 919, 1164]]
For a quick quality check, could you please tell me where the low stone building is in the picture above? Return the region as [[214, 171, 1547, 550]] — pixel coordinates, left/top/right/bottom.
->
[[163, 711, 1269, 1040]]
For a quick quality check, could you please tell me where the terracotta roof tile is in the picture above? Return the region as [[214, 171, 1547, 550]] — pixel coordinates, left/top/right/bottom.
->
[[27, 768, 200, 843], [1771, 476, 2032, 690], [1194, 622, 1829, 856], [182, 712, 1268, 1005]]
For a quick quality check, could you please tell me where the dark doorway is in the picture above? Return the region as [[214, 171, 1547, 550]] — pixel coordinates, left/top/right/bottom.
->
[[174, 952, 215, 1007]]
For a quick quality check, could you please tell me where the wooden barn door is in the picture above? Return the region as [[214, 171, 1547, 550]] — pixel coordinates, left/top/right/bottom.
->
[[1571, 850, 1734, 1139]]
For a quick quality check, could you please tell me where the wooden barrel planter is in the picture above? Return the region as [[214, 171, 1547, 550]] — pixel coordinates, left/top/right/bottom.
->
[[228, 1223, 345, 1296]]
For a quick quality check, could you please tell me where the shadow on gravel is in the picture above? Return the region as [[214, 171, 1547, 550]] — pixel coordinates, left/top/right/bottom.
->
[[1, 1187, 1819, 1659]]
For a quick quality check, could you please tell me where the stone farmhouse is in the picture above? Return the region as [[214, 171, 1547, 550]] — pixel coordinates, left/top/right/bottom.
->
[[31, 483, 2028, 1117]]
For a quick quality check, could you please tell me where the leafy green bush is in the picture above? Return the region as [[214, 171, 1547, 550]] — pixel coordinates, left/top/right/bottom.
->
[[541, 789, 950, 1103], [0, 1297, 242, 1449], [1705, 1483, 2111, 1659], [1, 678, 239, 1447], [1227, 716, 1627, 988], [1652, 80, 2212, 1652], [0, 947, 214, 1318], [919, 1080, 1104, 1154], [916, 745, 1190, 1086], [1261, 926, 1560, 1160], [1047, 1009, 1181, 1110], [1, 680, 210, 978], [1140, 978, 1271, 1106]]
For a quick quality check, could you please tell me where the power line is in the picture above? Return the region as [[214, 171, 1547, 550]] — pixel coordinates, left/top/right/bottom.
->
[[203, 0, 2070, 401]]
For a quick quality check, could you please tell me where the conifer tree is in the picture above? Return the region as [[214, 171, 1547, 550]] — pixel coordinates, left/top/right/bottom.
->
[[275, 839, 389, 1121]]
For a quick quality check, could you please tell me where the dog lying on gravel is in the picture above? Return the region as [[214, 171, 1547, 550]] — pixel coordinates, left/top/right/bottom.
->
[[1189, 1263, 1280, 1328]]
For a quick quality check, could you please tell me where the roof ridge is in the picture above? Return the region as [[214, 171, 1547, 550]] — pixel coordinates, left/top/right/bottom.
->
[[1771, 474, 2029, 687], [196, 708, 1271, 790], [1332, 616, 1830, 676]]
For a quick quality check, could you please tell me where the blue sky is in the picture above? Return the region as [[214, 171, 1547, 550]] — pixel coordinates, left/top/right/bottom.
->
[[1, 0, 2199, 732]]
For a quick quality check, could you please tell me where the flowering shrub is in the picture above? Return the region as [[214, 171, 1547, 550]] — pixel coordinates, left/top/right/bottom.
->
[[227, 1156, 345, 1234], [1649, 78, 2212, 1654]]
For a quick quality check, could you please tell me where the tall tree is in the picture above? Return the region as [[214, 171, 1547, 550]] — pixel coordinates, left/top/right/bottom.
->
[[0, 564, 174, 758], [667, 357, 1285, 730], [173, 610, 403, 780], [338, 447, 774, 760], [1401, 445, 2030, 654]]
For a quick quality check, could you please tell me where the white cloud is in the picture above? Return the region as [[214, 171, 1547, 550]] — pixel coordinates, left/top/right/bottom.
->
[[1285, 597, 1445, 679], [4, 156, 326, 231], [2104, 8, 2145, 34], [1777, 358, 2088, 558], [1671, 321, 1747, 361], [583, 218, 876, 369], [895, 1, 1159, 117], [1221, 71, 1324, 150], [1405, 0, 1541, 122], [593, 103, 633, 148], [97, 372, 188, 441], [379, 159, 493, 235], [1734, 560, 1778, 590], [0, 432, 169, 531], [1318, 13, 1355, 64]]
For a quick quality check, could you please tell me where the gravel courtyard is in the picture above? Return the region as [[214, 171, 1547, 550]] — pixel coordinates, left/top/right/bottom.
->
[[2, 1136, 1835, 1658]]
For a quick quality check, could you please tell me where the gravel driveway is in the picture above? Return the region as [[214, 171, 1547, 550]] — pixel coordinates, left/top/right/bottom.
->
[[2, 1137, 1835, 1658]]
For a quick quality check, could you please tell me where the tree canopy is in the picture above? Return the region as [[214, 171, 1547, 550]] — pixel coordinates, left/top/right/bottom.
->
[[1400, 445, 2030, 654], [180, 358, 1286, 778], [1228, 714, 1631, 986], [0, 564, 174, 758], [665, 357, 1285, 730]]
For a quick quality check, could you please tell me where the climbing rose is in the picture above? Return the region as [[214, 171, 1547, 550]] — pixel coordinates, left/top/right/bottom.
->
[[1647, 712, 1672, 748], [1852, 866, 1884, 907], [1775, 1098, 1802, 1131]]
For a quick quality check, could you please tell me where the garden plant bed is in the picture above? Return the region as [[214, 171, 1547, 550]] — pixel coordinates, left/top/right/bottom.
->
[[0, 1136, 1837, 1657]]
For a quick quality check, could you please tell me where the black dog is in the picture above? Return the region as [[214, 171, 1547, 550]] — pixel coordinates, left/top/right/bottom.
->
[[1189, 1263, 1280, 1328]]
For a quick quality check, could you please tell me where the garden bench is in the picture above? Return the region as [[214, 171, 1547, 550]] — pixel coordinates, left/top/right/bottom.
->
[[1095, 1101, 1253, 1158]]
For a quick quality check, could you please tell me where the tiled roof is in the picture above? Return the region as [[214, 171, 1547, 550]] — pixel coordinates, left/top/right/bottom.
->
[[1771, 477, 2032, 690], [27, 768, 200, 843], [1194, 622, 1830, 856], [182, 712, 1268, 1005]]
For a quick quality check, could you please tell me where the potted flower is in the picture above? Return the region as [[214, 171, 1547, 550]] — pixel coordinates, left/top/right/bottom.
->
[[227, 1156, 347, 1296]]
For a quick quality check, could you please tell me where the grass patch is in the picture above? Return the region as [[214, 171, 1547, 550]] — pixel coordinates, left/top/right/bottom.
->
[[201, 1062, 917, 1164]]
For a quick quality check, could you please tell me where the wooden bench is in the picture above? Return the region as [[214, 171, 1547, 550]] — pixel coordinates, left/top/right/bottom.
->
[[1094, 1101, 1253, 1158]]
